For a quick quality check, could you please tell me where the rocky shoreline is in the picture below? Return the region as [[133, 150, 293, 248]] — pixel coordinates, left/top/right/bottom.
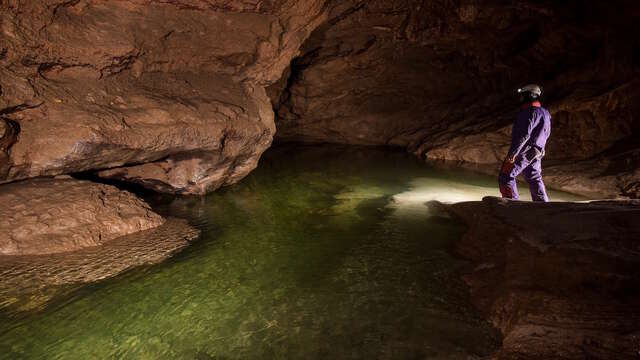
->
[[0, 1, 637, 356], [0, 217, 199, 314], [0, 177, 200, 313], [425, 157, 638, 200], [445, 197, 640, 359], [0, 177, 164, 255]]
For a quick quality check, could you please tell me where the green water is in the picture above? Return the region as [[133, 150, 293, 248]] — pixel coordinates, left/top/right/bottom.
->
[[0, 145, 584, 359]]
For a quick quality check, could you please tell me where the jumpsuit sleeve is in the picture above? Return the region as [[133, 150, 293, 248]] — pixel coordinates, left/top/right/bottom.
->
[[508, 110, 539, 158]]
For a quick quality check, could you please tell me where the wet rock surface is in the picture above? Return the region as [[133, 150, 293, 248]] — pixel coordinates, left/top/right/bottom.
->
[[0, 0, 328, 194], [0, 178, 164, 255], [421, 85, 640, 198], [445, 197, 640, 359], [427, 151, 640, 200], [0, 218, 199, 314], [270, 0, 639, 198], [1, 0, 639, 354], [1, 0, 637, 198]]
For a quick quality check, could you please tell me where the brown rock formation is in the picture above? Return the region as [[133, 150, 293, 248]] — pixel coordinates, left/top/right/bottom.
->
[[1, 0, 328, 194], [0, 178, 164, 255], [0, 218, 199, 313], [445, 197, 640, 359], [0, 118, 19, 178], [2, 1, 637, 197], [421, 83, 640, 198], [270, 0, 639, 198]]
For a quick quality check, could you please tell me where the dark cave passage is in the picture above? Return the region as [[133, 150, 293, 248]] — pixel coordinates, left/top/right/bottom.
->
[[266, 0, 640, 199]]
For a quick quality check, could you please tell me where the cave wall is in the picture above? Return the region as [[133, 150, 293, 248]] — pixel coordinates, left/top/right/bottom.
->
[[0, 0, 328, 194], [270, 0, 640, 197], [1, 0, 638, 198]]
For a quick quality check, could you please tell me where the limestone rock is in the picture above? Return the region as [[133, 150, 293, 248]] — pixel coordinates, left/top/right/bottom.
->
[[0, 0, 328, 194], [0, 178, 165, 255], [446, 197, 640, 359], [0, 218, 200, 313], [270, 0, 639, 198], [420, 83, 640, 198]]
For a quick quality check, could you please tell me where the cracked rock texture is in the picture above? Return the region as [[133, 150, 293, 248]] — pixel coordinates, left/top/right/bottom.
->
[[0, 0, 328, 194], [0, 217, 199, 313], [270, 0, 639, 198], [446, 197, 640, 359], [0, 178, 164, 255], [2, 1, 637, 197]]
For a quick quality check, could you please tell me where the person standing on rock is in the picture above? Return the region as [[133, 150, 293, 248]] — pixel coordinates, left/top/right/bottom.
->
[[498, 84, 551, 202]]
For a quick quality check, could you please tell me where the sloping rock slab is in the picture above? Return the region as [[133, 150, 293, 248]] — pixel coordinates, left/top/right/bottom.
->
[[0, 178, 164, 255], [0, 218, 200, 314], [445, 197, 640, 359]]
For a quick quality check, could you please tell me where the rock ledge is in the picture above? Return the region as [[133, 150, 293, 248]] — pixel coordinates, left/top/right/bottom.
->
[[446, 197, 640, 359], [0, 178, 165, 255]]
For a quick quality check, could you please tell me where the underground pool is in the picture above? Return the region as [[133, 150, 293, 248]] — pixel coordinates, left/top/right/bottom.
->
[[0, 145, 586, 359]]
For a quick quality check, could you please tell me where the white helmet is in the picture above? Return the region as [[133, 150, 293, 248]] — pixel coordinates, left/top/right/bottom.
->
[[517, 84, 543, 98]]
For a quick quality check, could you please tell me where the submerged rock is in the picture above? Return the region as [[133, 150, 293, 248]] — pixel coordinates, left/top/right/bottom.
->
[[0, 178, 164, 255], [0, 218, 200, 314], [446, 197, 640, 359]]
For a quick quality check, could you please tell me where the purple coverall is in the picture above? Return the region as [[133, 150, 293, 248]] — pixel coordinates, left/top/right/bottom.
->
[[498, 102, 551, 202]]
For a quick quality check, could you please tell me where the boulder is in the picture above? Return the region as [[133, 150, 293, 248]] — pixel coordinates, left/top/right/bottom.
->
[[0, 217, 200, 313], [446, 197, 640, 359], [0, 178, 164, 255]]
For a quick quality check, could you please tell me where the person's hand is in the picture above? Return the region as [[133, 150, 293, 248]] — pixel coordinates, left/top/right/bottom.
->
[[506, 154, 516, 163]]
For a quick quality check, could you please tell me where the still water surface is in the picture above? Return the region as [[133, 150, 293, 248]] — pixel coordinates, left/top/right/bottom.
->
[[0, 146, 584, 359]]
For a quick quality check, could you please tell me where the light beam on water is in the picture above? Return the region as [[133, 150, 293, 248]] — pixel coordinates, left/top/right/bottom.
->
[[0, 146, 586, 359]]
